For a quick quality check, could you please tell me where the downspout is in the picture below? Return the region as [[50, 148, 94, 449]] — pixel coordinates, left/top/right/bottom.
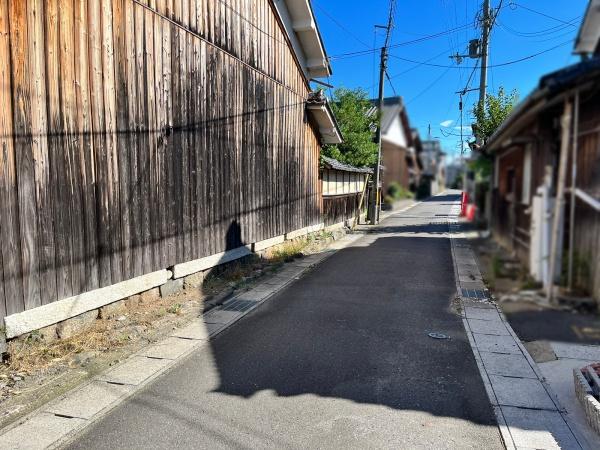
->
[[546, 100, 573, 304], [567, 90, 580, 291]]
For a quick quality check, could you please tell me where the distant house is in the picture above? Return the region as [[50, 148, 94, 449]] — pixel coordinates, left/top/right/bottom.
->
[[484, 4, 600, 301], [0, 1, 341, 340], [419, 140, 446, 198], [372, 97, 421, 196]]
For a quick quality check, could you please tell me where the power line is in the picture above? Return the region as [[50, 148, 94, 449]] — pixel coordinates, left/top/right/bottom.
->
[[385, 70, 398, 96], [388, 39, 573, 69], [509, 2, 580, 27], [312, 1, 371, 49], [328, 22, 475, 60], [406, 67, 452, 105]]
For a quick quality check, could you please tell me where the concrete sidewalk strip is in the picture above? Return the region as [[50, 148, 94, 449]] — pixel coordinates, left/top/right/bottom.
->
[[170, 319, 221, 340], [467, 318, 510, 335], [480, 352, 538, 379], [464, 306, 502, 321], [501, 406, 580, 450], [203, 309, 244, 325], [0, 413, 86, 450], [490, 375, 557, 410], [138, 337, 200, 360], [473, 332, 522, 355], [97, 356, 171, 386], [45, 381, 134, 420], [448, 210, 583, 449]]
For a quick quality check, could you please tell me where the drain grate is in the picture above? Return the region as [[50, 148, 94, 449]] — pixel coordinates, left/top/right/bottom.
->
[[221, 299, 257, 313], [461, 288, 490, 299]]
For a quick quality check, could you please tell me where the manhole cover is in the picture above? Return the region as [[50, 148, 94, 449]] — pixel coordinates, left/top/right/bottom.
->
[[428, 332, 450, 340]]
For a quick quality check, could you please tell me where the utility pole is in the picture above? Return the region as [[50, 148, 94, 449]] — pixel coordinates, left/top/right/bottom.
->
[[477, 0, 491, 145], [369, 0, 396, 224]]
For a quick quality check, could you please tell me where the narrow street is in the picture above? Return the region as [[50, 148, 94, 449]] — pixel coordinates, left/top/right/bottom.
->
[[66, 193, 503, 449]]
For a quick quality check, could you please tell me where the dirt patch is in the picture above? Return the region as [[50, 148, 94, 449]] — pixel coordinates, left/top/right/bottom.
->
[[0, 229, 345, 430]]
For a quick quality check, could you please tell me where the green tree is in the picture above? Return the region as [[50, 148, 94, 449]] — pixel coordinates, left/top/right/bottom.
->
[[472, 86, 518, 143], [322, 88, 377, 168], [470, 87, 518, 179]]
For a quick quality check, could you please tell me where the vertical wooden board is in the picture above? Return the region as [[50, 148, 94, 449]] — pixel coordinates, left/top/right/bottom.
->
[[101, 0, 122, 283], [160, 0, 173, 266], [27, 0, 58, 305], [153, 0, 167, 268], [199, 39, 208, 256], [170, 1, 183, 263], [144, 6, 159, 271], [0, 0, 24, 316], [74, 0, 100, 293], [88, 0, 111, 287], [112, 0, 132, 284], [163, 4, 176, 265], [9, 0, 42, 310], [125, 0, 141, 277], [180, 1, 191, 263], [58, 0, 86, 296], [133, 1, 147, 276], [189, 27, 201, 258]]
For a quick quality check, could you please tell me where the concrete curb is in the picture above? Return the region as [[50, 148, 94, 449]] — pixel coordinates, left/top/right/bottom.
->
[[446, 198, 583, 450], [0, 232, 364, 450]]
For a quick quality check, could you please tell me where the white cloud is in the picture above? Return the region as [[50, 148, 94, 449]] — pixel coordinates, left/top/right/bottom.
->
[[454, 125, 472, 132], [440, 120, 454, 127]]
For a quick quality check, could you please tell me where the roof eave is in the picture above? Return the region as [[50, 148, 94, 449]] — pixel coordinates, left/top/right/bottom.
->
[[280, 0, 332, 78], [574, 0, 600, 55], [307, 103, 343, 145]]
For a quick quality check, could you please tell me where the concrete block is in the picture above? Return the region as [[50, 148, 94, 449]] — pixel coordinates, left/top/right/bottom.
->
[[285, 226, 310, 240], [97, 356, 170, 386], [0, 413, 85, 450], [138, 337, 200, 360], [98, 300, 128, 319], [253, 235, 285, 252], [306, 222, 325, 234], [183, 271, 205, 289], [467, 318, 510, 335], [490, 375, 556, 410], [172, 246, 252, 279], [203, 309, 243, 325], [56, 310, 98, 339], [4, 269, 170, 338], [480, 352, 537, 378], [46, 381, 133, 419], [464, 306, 501, 321], [501, 406, 579, 450], [325, 221, 345, 232], [139, 287, 161, 305], [37, 323, 59, 343], [170, 319, 211, 340], [160, 278, 184, 297], [472, 333, 521, 354]]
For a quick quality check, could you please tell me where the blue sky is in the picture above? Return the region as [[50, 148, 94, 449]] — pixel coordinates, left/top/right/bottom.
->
[[312, 0, 587, 161]]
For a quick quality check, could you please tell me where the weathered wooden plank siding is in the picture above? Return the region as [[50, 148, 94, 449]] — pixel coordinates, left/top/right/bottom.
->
[[0, 0, 322, 323]]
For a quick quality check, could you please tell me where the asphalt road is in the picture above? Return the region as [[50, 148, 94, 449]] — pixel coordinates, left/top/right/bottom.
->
[[66, 193, 503, 449]]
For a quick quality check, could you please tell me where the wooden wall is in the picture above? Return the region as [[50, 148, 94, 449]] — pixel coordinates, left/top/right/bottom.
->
[[0, 0, 322, 322]]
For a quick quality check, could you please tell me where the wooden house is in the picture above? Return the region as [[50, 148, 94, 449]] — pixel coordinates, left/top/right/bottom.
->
[[0, 0, 341, 339], [484, 7, 600, 301]]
